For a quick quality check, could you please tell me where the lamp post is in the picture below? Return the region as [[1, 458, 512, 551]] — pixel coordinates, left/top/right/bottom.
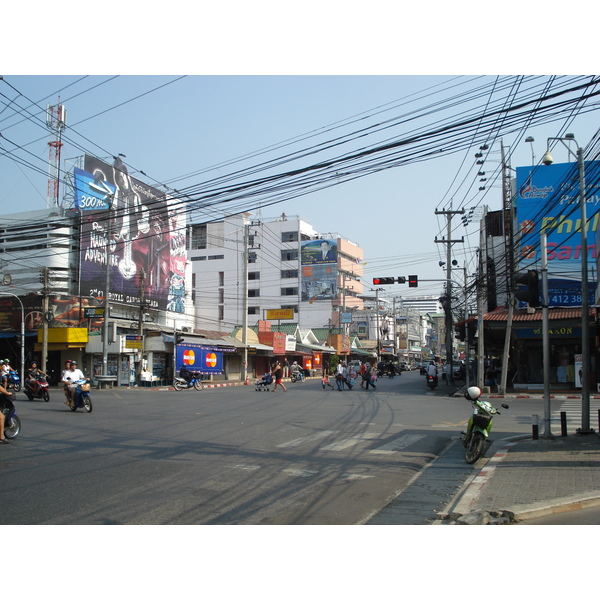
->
[[542, 134, 592, 433], [0, 293, 25, 376]]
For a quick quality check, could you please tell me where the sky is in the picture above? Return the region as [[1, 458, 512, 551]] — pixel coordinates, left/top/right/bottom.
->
[[3, 3, 599, 311], [3, 4, 597, 583]]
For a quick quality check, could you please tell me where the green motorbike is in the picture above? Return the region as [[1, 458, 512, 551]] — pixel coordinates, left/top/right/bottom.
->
[[461, 386, 509, 464]]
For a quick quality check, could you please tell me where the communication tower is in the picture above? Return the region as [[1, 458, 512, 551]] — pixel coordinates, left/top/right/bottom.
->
[[46, 100, 67, 208]]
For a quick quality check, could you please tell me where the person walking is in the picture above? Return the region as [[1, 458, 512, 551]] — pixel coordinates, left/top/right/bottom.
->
[[282, 357, 290, 379], [363, 361, 376, 390], [321, 372, 334, 390], [271, 361, 287, 392], [359, 361, 367, 388], [335, 361, 346, 391]]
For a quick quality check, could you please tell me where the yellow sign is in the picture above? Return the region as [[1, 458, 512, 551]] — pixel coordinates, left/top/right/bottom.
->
[[266, 309, 294, 320]]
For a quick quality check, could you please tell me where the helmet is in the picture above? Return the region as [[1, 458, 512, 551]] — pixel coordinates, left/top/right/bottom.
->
[[71, 360, 77, 365], [465, 386, 482, 401], [4, 359, 9, 363]]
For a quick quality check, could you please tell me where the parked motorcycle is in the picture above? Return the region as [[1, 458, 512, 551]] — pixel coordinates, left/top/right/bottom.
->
[[66, 379, 93, 413], [461, 386, 508, 464], [290, 369, 305, 383], [173, 373, 204, 391], [426, 374, 438, 389], [25, 374, 50, 402], [6, 370, 21, 392], [1, 394, 21, 439]]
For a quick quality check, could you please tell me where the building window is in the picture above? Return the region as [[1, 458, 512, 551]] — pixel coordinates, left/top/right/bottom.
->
[[218, 305, 224, 321], [219, 272, 224, 286], [219, 289, 224, 304], [208, 254, 224, 260], [248, 252, 257, 264], [248, 272, 260, 280], [282, 231, 298, 242], [281, 269, 298, 279], [281, 304, 298, 314], [281, 287, 298, 296], [191, 224, 207, 249], [281, 249, 298, 261], [248, 306, 260, 315], [248, 289, 260, 298]]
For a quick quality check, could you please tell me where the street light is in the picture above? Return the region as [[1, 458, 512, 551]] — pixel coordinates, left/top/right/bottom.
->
[[0, 292, 25, 376], [542, 134, 593, 434]]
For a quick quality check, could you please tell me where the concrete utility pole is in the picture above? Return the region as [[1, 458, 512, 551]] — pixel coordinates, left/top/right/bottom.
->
[[242, 222, 249, 384], [435, 207, 464, 379], [41, 267, 49, 375]]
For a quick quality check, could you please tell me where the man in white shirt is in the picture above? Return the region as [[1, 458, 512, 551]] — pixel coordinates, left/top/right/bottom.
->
[[426, 361, 438, 386], [62, 360, 87, 407]]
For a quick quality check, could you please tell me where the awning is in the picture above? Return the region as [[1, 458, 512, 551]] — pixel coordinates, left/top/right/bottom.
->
[[296, 343, 336, 354]]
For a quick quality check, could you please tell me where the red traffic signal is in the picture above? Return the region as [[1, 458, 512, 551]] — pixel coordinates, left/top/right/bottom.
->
[[373, 277, 395, 285], [408, 275, 418, 288]]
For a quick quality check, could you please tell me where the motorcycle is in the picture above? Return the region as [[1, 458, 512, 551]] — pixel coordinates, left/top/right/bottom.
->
[[5, 370, 21, 392], [290, 369, 305, 383], [461, 386, 509, 464], [25, 374, 50, 402], [173, 373, 204, 391], [1, 394, 21, 439], [66, 379, 93, 413], [426, 374, 438, 389]]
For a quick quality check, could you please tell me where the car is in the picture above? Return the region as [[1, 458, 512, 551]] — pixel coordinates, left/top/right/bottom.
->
[[398, 361, 409, 372]]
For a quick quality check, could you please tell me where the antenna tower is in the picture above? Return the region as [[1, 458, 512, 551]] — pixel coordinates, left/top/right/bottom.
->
[[46, 100, 67, 208]]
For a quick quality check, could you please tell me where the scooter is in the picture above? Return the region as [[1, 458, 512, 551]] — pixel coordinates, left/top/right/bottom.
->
[[290, 369, 305, 383], [426, 374, 438, 389], [6, 370, 21, 392], [66, 379, 93, 413], [25, 374, 50, 402], [1, 394, 21, 439], [173, 373, 204, 391], [461, 386, 509, 464]]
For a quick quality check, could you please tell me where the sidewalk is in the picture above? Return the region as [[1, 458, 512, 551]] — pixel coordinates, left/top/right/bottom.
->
[[435, 432, 600, 523]]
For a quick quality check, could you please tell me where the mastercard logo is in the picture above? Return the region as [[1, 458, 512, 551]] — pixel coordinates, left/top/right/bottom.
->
[[183, 350, 196, 365], [205, 352, 217, 368]]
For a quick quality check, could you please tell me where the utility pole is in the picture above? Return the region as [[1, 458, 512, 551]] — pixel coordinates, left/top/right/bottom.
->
[[242, 222, 249, 384], [41, 267, 49, 375], [138, 268, 146, 380], [435, 207, 464, 380]]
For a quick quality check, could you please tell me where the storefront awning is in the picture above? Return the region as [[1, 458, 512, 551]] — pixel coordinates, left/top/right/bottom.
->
[[296, 343, 336, 354]]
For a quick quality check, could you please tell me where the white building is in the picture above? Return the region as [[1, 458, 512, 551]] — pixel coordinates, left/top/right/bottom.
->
[[188, 213, 365, 336]]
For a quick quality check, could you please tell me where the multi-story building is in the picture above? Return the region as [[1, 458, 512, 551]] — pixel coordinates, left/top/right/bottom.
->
[[188, 213, 365, 345]]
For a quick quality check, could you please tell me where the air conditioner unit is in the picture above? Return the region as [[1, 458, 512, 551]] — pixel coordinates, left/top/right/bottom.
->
[[182, 327, 190, 332]]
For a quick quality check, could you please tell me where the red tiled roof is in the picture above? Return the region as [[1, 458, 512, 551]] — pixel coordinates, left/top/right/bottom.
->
[[482, 307, 595, 322]]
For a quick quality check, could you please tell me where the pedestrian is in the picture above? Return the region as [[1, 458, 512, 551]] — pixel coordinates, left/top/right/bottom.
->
[[283, 357, 290, 378], [359, 361, 367, 388], [348, 362, 357, 386], [335, 361, 345, 391], [271, 361, 287, 392], [321, 373, 334, 390], [363, 361, 376, 390]]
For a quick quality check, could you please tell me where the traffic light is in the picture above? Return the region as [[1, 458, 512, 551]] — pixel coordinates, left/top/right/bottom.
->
[[175, 333, 184, 345], [408, 275, 418, 288], [514, 270, 541, 307], [373, 277, 396, 285]]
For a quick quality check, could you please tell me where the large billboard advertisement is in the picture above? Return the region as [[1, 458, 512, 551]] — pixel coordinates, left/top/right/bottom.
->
[[75, 155, 187, 313], [300, 239, 338, 302], [175, 343, 235, 374], [516, 160, 600, 307]]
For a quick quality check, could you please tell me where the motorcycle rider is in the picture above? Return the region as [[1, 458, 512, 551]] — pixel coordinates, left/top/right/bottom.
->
[[426, 361, 438, 386], [0, 383, 15, 444], [26, 361, 46, 396], [179, 365, 193, 387], [1, 359, 15, 388], [62, 360, 87, 408], [290, 361, 305, 381]]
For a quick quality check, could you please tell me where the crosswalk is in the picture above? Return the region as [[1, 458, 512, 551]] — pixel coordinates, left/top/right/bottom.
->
[[551, 398, 600, 429]]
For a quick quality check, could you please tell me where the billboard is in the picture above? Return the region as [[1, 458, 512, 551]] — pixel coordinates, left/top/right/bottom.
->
[[516, 160, 600, 307], [175, 343, 235, 374], [75, 155, 187, 313], [300, 238, 337, 302]]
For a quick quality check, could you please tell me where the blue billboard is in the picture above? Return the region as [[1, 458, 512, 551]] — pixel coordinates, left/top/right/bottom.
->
[[176, 343, 235, 374], [516, 160, 600, 307]]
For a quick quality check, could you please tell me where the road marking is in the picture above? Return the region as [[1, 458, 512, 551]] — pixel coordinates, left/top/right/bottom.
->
[[282, 468, 318, 478], [320, 432, 380, 451], [370, 433, 426, 454], [276, 430, 336, 448], [229, 464, 261, 471], [432, 420, 469, 428], [340, 473, 374, 480]]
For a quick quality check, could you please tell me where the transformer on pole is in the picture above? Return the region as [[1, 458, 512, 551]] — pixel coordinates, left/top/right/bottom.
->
[[46, 101, 66, 208]]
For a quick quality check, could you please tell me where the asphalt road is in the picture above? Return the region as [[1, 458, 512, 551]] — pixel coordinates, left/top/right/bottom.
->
[[0, 371, 537, 525]]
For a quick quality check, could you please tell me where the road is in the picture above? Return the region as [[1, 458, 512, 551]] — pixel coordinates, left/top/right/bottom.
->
[[0, 370, 536, 525]]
